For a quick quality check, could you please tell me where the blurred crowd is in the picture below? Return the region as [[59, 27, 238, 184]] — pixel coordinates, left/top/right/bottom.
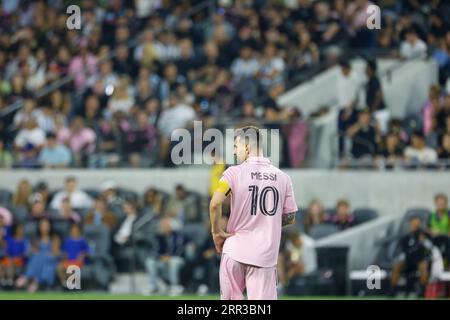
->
[[1, 176, 448, 296], [0, 0, 449, 169]]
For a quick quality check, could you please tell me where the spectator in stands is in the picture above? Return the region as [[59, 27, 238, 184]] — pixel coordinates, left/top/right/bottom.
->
[[157, 93, 196, 164], [365, 59, 386, 112], [438, 133, 450, 164], [100, 180, 124, 212], [145, 216, 188, 295], [114, 200, 138, 245], [57, 198, 81, 224], [15, 142, 41, 169], [16, 219, 61, 292], [83, 95, 102, 129], [329, 199, 355, 230], [304, 199, 326, 234], [422, 84, 442, 137], [0, 206, 12, 228], [282, 108, 309, 168], [287, 27, 319, 82], [122, 110, 158, 167], [12, 179, 32, 208], [0, 139, 13, 168], [29, 197, 50, 220], [347, 109, 379, 160], [400, 27, 428, 60], [50, 176, 93, 210], [68, 39, 97, 92], [231, 46, 259, 101], [376, 133, 404, 169], [38, 133, 72, 168], [390, 216, 433, 297], [165, 184, 199, 224], [12, 98, 40, 130], [436, 95, 450, 134], [278, 230, 317, 290], [107, 76, 135, 116], [91, 117, 122, 168], [13, 119, 46, 153], [337, 59, 361, 157], [310, 1, 345, 46], [57, 117, 96, 167], [142, 187, 164, 218], [84, 196, 117, 231], [181, 217, 225, 295], [428, 194, 450, 266], [57, 223, 89, 288], [258, 44, 286, 90], [283, 232, 306, 279], [346, 0, 376, 48], [404, 131, 438, 166], [30, 182, 50, 208], [0, 224, 28, 287], [0, 215, 11, 255]]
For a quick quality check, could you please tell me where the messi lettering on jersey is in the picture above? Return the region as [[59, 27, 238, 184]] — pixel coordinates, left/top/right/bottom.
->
[[250, 172, 277, 181]]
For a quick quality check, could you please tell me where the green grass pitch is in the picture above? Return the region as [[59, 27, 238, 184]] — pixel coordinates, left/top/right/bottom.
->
[[0, 292, 412, 300]]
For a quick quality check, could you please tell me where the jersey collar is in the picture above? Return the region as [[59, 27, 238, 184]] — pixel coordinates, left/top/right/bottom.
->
[[245, 156, 271, 164]]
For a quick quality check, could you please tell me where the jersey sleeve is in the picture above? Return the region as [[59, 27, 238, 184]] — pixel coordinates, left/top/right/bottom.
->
[[218, 166, 236, 195], [283, 175, 298, 216]]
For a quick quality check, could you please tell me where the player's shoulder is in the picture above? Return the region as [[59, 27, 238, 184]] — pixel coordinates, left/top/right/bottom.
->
[[222, 164, 242, 178], [270, 165, 292, 181]]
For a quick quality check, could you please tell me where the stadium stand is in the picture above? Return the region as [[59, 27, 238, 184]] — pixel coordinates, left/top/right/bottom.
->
[[0, 0, 450, 298]]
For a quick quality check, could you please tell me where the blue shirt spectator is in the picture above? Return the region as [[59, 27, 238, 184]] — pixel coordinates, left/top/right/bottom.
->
[[39, 133, 72, 168]]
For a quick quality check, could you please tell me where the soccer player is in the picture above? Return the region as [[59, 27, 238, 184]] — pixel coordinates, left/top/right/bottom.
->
[[209, 126, 298, 300]]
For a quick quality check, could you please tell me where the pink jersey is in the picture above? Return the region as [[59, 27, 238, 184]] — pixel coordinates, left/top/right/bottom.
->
[[221, 156, 298, 268]]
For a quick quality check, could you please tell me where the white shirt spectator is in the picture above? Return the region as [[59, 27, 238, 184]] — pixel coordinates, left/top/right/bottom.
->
[[231, 58, 259, 82], [400, 39, 428, 59], [50, 190, 94, 210], [158, 103, 196, 137], [259, 57, 285, 88], [108, 96, 135, 114], [337, 70, 361, 108], [404, 146, 438, 164], [114, 215, 137, 245], [13, 109, 44, 129], [14, 127, 46, 148], [300, 234, 317, 274], [446, 78, 450, 95]]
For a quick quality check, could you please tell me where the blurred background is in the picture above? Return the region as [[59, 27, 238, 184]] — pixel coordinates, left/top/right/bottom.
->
[[0, 0, 450, 299]]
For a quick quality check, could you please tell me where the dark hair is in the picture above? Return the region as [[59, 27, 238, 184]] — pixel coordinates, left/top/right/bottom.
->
[[234, 126, 262, 149], [366, 59, 377, 72], [411, 130, 424, 140], [339, 58, 350, 69], [65, 176, 77, 183], [434, 193, 448, 202], [46, 132, 57, 139]]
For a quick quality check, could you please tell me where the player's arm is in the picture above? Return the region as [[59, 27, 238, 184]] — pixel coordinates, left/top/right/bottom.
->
[[282, 175, 298, 228], [209, 179, 233, 253], [282, 212, 296, 227]]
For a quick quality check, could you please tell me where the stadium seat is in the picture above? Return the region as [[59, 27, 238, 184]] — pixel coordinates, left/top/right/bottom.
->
[[353, 208, 379, 225], [83, 188, 100, 199], [183, 222, 207, 247], [308, 224, 339, 240], [296, 208, 306, 233], [53, 220, 71, 238], [10, 205, 28, 224], [83, 224, 115, 289], [118, 189, 139, 203], [397, 208, 431, 237], [0, 189, 12, 206], [24, 221, 38, 239]]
